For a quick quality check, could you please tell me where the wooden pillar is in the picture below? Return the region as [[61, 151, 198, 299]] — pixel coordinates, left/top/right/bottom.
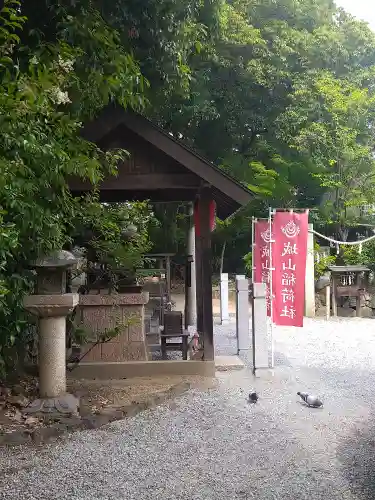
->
[[184, 255, 193, 330], [195, 230, 203, 337], [326, 284, 331, 320], [356, 272, 362, 318], [198, 187, 214, 361], [332, 274, 338, 317], [166, 256, 171, 303]]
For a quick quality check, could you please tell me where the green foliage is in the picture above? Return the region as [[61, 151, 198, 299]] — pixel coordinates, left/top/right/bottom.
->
[[359, 242, 375, 272], [147, 0, 375, 268], [314, 243, 335, 280], [21, 0, 208, 111], [71, 201, 156, 286], [278, 70, 375, 233], [0, 0, 148, 375], [147, 203, 190, 255], [340, 246, 360, 266], [243, 252, 252, 277], [340, 242, 375, 272]]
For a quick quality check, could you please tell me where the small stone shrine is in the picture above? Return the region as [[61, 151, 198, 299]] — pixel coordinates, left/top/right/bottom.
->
[[328, 265, 371, 318]]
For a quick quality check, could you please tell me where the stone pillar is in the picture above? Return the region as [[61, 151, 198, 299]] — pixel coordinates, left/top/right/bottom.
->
[[305, 223, 316, 317], [23, 251, 79, 415], [220, 273, 229, 324], [39, 316, 67, 397], [251, 282, 268, 369], [186, 203, 197, 327], [236, 276, 250, 353]]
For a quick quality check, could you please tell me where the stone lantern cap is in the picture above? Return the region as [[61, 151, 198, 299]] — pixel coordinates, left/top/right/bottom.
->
[[30, 251, 78, 296], [31, 250, 78, 270]]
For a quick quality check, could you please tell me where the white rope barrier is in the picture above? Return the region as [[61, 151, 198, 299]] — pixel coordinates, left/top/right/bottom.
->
[[310, 229, 375, 246]]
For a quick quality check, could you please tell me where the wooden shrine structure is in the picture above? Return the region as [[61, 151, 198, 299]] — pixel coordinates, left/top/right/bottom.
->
[[68, 104, 253, 373], [328, 265, 370, 318]]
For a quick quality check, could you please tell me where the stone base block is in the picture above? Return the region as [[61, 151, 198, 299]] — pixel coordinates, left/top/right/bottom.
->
[[67, 360, 216, 379], [78, 293, 149, 362], [215, 355, 245, 371]]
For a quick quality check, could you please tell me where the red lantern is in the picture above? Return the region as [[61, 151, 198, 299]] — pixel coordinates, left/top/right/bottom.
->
[[194, 200, 216, 236]]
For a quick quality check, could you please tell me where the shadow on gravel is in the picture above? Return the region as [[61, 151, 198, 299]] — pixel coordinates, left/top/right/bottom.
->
[[338, 416, 375, 499]]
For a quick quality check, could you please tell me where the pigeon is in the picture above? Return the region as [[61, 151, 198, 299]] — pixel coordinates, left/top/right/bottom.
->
[[248, 391, 259, 404], [297, 391, 323, 408]]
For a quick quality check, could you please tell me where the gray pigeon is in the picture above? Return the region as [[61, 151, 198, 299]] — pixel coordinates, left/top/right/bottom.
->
[[297, 391, 323, 408], [248, 391, 259, 404]]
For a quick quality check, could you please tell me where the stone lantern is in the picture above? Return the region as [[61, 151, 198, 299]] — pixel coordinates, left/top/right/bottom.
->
[[121, 224, 138, 240], [23, 250, 79, 415]]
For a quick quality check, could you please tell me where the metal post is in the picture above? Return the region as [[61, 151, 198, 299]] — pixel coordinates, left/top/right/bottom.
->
[[251, 217, 256, 283], [305, 223, 316, 317], [251, 282, 268, 371], [268, 207, 274, 368], [236, 276, 250, 353]]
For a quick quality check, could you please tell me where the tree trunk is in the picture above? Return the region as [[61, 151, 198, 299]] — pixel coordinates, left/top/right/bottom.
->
[[219, 240, 227, 276]]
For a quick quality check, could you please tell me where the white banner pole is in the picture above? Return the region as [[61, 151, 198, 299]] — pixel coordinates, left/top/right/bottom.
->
[[269, 207, 275, 368], [251, 217, 256, 284]]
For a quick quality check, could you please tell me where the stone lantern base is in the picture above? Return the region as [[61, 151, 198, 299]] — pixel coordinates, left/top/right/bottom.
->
[[24, 393, 79, 416], [23, 293, 79, 416]]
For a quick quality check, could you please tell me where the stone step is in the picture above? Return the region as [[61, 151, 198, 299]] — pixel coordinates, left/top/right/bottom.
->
[[215, 355, 245, 372]]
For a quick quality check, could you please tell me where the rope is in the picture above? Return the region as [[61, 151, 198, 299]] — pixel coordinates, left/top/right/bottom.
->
[[310, 229, 375, 246]]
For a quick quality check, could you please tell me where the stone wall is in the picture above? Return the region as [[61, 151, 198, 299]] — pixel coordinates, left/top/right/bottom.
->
[[316, 285, 375, 318], [77, 293, 149, 362]]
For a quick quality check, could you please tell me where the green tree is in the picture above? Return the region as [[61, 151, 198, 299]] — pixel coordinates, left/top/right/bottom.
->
[[0, 0, 149, 374], [156, 0, 375, 265], [277, 70, 375, 238]]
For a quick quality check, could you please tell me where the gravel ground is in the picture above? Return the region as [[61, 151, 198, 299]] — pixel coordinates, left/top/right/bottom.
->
[[1, 317, 375, 499]]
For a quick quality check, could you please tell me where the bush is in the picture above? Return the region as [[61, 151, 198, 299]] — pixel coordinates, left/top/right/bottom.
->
[[314, 243, 335, 280], [341, 240, 375, 272], [243, 252, 252, 277]]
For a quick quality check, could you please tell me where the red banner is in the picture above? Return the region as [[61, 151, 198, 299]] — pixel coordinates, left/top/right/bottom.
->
[[194, 200, 216, 236], [272, 211, 308, 327], [253, 220, 273, 317]]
